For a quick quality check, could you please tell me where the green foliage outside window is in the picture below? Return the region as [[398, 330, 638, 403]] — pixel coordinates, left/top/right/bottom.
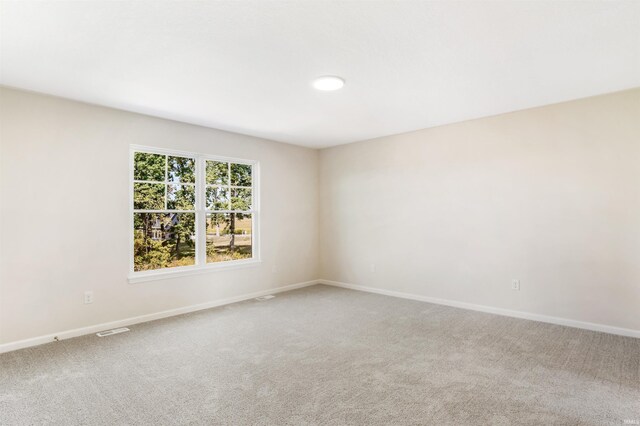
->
[[206, 161, 228, 185], [133, 152, 196, 271], [134, 152, 165, 181], [205, 160, 252, 263], [132, 151, 254, 272]]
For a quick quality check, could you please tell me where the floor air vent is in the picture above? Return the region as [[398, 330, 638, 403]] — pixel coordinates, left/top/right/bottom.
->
[[96, 327, 130, 337], [255, 295, 275, 301]]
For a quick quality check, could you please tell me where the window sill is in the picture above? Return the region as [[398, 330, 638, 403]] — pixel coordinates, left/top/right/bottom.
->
[[128, 258, 262, 284]]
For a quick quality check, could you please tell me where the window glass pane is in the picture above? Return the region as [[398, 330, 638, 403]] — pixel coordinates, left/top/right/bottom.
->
[[133, 182, 165, 210], [133, 213, 196, 271], [231, 188, 252, 211], [206, 186, 229, 210], [206, 161, 229, 185], [230, 163, 252, 186], [167, 184, 195, 210], [206, 213, 252, 263], [168, 156, 195, 183], [134, 152, 165, 181]]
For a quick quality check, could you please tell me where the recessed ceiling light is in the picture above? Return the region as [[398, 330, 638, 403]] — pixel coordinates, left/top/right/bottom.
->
[[312, 75, 345, 91]]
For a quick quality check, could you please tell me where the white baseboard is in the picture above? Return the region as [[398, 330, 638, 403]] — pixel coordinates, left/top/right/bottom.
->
[[320, 279, 640, 339], [0, 279, 320, 354], [4, 278, 636, 354]]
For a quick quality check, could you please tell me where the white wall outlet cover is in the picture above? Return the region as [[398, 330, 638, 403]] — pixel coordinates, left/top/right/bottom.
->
[[84, 291, 94, 304], [511, 280, 521, 291]]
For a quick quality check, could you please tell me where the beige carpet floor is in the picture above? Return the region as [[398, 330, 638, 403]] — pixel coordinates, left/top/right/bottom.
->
[[1, 284, 639, 425]]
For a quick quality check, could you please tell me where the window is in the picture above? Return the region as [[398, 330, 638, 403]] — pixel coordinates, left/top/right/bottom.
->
[[205, 161, 253, 263], [130, 146, 259, 282]]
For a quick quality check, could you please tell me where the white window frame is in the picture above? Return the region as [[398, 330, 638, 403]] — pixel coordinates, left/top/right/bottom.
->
[[128, 145, 260, 283]]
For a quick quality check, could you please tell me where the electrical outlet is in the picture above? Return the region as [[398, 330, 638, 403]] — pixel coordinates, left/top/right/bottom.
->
[[84, 291, 94, 304], [272, 264, 278, 273], [370, 263, 376, 273], [511, 280, 520, 291]]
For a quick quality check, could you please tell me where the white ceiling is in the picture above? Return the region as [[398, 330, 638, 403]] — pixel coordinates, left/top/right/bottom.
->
[[1, 1, 639, 148]]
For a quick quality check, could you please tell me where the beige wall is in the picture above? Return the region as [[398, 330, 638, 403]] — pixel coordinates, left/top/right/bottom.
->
[[0, 87, 319, 345], [2, 86, 639, 346], [320, 89, 640, 331]]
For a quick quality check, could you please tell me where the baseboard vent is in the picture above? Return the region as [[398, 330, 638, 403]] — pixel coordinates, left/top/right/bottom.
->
[[96, 327, 130, 337], [255, 295, 275, 301]]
